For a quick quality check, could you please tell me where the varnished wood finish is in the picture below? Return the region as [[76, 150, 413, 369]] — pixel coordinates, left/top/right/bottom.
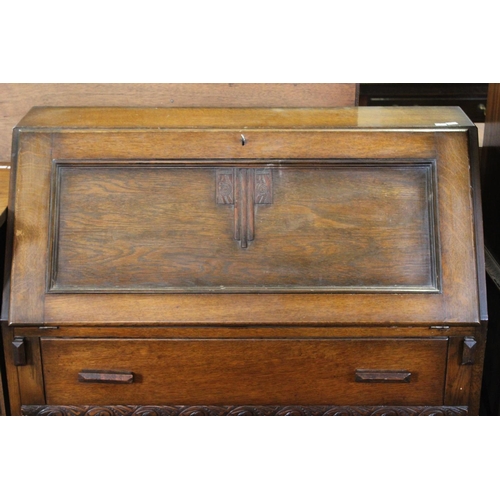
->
[[78, 370, 134, 384], [16, 105, 472, 129], [11, 325, 476, 339], [354, 369, 411, 383], [12, 337, 26, 366], [469, 322, 487, 416], [468, 127, 488, 323], [7, 107, 480, 326], [16, 337, 45, 406], [53, 131, 436, 161], [9, 133, 52, 324], [444, 336, 475, 407], [40, 338, 447, 406], [462, 337, 477, 365], [2, 325, 22, 415], [3, 106, 486, 416], [21, 404, 468, 416], [1, 131, 19, 324], [216, 167, 273, 248], [51, 161, 437, 292], [0, 83, 358, 162], [466, 122, 488, 414]]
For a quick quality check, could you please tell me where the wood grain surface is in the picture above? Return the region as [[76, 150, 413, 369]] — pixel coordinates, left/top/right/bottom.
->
[[13, 325, 476, 339], [1, 325, 21, 415], [40, 338, 448, 406], [2, 105, 486, 416], [51, 162, 437, 292], [445, 336, 474, 406], [0, 83, 358, 162], [9, 133, 52, 324], [6, 108, 480, 325], [20, 404, 469, 416], [17, 105, 472, 130]]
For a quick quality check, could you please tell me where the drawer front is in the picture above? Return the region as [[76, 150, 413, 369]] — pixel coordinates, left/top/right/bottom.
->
[[41, 338, 447, 406]]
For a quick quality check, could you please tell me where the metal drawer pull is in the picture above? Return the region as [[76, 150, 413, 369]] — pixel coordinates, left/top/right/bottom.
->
[[355, 369, 411, 383], [78, 370, 134, 384]]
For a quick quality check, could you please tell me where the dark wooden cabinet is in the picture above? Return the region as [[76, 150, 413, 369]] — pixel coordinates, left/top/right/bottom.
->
[[1, 106, 487, 416], [480, 83, 500, 415], [359, 83, 488, 122]]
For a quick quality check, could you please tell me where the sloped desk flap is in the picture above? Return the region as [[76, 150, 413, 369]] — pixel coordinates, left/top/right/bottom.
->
[[6, 107, 480, 326]]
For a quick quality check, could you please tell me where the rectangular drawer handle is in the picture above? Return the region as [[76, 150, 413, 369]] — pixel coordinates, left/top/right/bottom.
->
[[355, 369, 411, 383], [78, 370, 134, 384]]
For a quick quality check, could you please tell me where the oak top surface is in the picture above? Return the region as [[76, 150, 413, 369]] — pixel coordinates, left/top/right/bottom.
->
[[16, 106, 474, 130]]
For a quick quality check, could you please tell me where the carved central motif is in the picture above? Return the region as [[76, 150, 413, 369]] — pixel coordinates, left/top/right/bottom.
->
[[216, 168, 273, 248]]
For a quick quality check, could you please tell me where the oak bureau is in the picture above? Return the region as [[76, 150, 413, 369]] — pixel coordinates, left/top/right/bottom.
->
[[1, 106, 487, 416]]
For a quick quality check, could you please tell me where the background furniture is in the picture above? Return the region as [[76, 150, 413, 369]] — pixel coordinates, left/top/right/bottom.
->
[[359, 83, 488, 122], [479, 83, 500, 415]]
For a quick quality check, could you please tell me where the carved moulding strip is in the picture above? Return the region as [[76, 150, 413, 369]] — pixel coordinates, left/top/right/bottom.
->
[[21, 405, 468, 416]]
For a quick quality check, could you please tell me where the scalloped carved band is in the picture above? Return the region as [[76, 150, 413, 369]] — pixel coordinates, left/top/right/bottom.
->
[[21, 405, 468, 416]]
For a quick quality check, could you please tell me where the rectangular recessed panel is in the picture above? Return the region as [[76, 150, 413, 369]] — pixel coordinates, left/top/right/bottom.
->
[[50, 162, 438, 293]]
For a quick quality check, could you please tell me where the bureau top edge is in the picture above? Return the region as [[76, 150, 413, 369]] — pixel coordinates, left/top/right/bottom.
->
[[14, 106, 474, 131]]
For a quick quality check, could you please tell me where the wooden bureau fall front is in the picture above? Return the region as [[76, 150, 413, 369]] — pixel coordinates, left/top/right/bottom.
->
[[1, 106, 487, 416]]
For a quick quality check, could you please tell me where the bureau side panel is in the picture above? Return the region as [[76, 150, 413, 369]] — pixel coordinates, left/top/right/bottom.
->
[[435, 133, 480, 323], [9, 133, 52, 324]]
